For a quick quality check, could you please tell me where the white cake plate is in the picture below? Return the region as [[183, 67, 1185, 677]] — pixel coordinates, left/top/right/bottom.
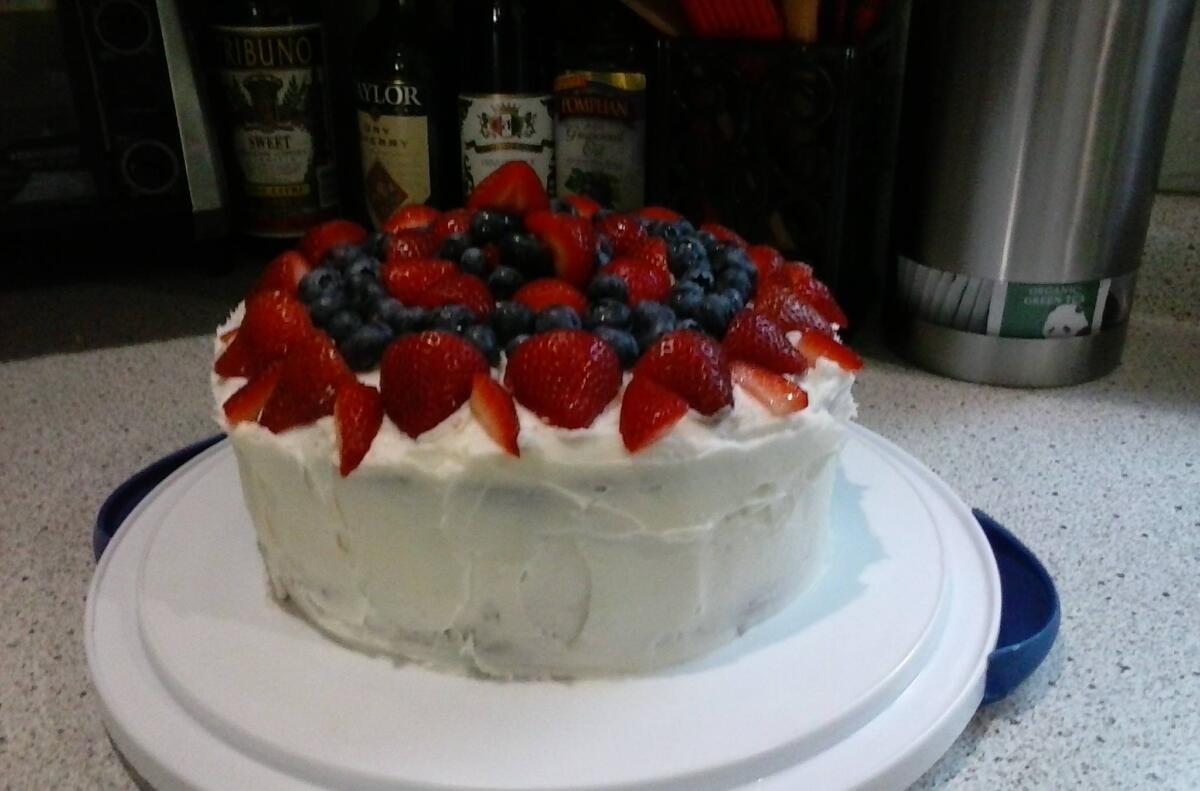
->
[[86, 425, 1000, 791]]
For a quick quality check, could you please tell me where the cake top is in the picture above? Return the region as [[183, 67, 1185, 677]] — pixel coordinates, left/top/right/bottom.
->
[[213, 162, 862, 474]]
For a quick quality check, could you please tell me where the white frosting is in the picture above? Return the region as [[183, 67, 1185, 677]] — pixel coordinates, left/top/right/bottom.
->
[[213, 307, 856, 677]]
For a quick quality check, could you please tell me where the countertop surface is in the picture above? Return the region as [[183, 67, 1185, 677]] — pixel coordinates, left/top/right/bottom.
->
[[1, 195, 1197, 790]]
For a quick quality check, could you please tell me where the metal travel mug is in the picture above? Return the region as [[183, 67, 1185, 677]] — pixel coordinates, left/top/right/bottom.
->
[[890, 0, 1195, 387]]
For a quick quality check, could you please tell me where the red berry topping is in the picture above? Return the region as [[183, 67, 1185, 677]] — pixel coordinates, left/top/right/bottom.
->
[[755, 285, 833, 336], [595, 213, 648, 256], [746, 245, 783, 288], [730, 360, 809, 416], [386, 229, 439, 262], [630, 237, 671, 274], [429, 208, 474, 246], [420, 273, 494, 320], [470, 373, 520, 456], [638, 206, 684, 223], [524, 209, 597, 288], [791, 276, 849, 329], [512, 278, 589, 315], [334, 380, 384, 476], [380, 332, 488, 438], [219, 327, 239, 345], [699, 222, 748, 248], [504, 330, 621, 429], [794, 331, 863, 372], [381, 259, 457, 305], [634, 330, 733, 416], [619, 375, 689, 453], [299, 220, 367, 265], [605, 258, 672, 305], [466, 161, 550, 216], [563, 194, 602, 219], [252, 250, 312, 296], [259, 333, 354, 433], [214, 332, 258, 378], [222, 362, 283, 425], [722, 310, 808, 375], [215, 290, 312, 377], [382, 204, 441, 233], [763, 260, 814, 292]]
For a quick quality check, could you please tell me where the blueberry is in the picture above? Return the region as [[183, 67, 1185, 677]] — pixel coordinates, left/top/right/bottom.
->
[[459, 247, 489, 278], [632, 301, 676, 334], [325, 309, 363, 342], [674, 220, 696, 237], [587, 273, 629, 303], [364, 230, 390, 260], [667, 282, 705, 319], [345, 255, 381, 281], [463, 324, 500, 367], [439, 233, 471, 263], [324, 243, 362, 269], [723, 287, 748, 313], [644, 220, 668, 239], [584, 299, 632, 330], [668, 237, 708, 276], [675, 317, 703, 333], [487, 266, 525, 300], [373, 298, 427, 334], [471, 210, 517, 243], [308, 287, 347, 327], [712, 244, 752, 275], [299, 266, 341, 304], [340, 321, 394, 371], [698, 292, 737, 337], [697, 230, 720, 255], [491, 300, 534, 342], [594, 208, 614, 222], [351, 279, 388, 312], [504, 333, 531, 360], [430, 304, 477, 334], [717, 267, 754, 300], [549, 198, 575, 215], [658, 223, 684, 242], [499, 232, 552, 277], [593, 326, 639, 369], [535, 306, 583, 333], [597, 235, 613, 260], [681, 264, 716, 292]]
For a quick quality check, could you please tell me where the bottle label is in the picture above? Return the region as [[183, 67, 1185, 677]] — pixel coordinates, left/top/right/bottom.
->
[[554, 71, 645, 211], [212, 23, 338, 237], [356, 80, 431, 227], [459, 93, 554, 194]]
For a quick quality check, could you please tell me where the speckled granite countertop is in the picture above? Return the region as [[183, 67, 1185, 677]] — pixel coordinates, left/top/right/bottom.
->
[[1, 195, 1197, 790]]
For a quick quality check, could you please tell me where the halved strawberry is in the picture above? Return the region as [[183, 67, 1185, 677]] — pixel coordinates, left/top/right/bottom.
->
[[214, 332, 258, 378], [722, 310, 807, 375], [754, 286, 833, 336], [699, 222, 748, 248], [524, 209, 596, 288], [252, 250, 312, 296], [381, 259, 457, 305], [605, 258, 672, 305], [470, 373, 520, 456], [619, 375, 689, 453], [792, 276, 849, 329], [746, 245, 783, 287], [764, 260, 815, 292], [512, 278, 589, 315], [383, 204, 441, 233], [638, 206, 684, 223], [386, 229, 439, 262], [563, 194, 602, 220], [215, 290, 312, 377], [420, 273, 494, 320], [334, 381, 384, 476], [222, 362, 283, 425], [731, 360, 809, 416], [595, 213, 648, 256], [630, 237, 671, 274], [299, 220, 368, 264], [428, 208, 474, 246], [633, 330, 733, 416], [467, 161, 550, 216], [259, 333, 354, 433], [794, 331, 863, 372], [504, 330, 621, 429], [380, 331, 488, 438], [219, 327, 239, 345]]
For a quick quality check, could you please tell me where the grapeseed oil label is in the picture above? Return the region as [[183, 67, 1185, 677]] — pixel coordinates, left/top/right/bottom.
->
[[459, 93, 554, 194], [554, 71, 645, 211], [356, 79, 431, 227]]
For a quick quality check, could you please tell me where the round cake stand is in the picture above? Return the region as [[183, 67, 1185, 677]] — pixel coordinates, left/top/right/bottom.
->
[[85, 425, 1000, 791]]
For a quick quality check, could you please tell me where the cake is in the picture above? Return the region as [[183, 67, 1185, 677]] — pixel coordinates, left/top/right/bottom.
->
[[211, 163, 861, 678]]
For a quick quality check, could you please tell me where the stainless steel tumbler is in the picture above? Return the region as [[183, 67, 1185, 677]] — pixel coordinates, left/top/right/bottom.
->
[[890, 0, 1195, 387]]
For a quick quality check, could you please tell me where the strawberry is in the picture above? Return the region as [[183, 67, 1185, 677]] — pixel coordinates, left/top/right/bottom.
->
[[638, 206, 684, 223], [699, 222, 747, 248], [470, 373, 520, 456], [334, 381, 384, 476], [746, 245, 783, 287], [428, 208, 474, 246], [420, 273, 494, 320], [605, 258, 672, 305], [794, 331, 863, 372], [595, 213, 648, 256], [731, 360, 809, 416], [381, 259, 457, 305], [512, 278, 589, 315], [219, 327, 239, 344], [386, 229, 439, 262], [382, 204, 441, 233], [222, 362, 283, 425], [619, 375, 689, 453], [214, 333, 258, 378], [633, 330, 733, 416], [466, 161, 550, 216], [505, 330, 621, 429], [215, 290, 312, 377], [792, 276, 849, 329], [524, 209, 597, 288], [299, 220, 368, 264], [563, 194, 602, 219], [722, 310, 808, 375], [259, 333, 354, 433], [764, 260, 814, 293], [754, 286, 833, 336], [252, 250, 312, 296], [630, 237, 671, 274], [380, 332, 488, 438]]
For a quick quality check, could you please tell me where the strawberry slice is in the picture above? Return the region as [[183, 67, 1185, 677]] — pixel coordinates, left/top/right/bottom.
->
[[792, 276, 849, 329], [470, 373, 520, 456], [764, 260, 815, 292], [386, 229, 439, 263], [619, 375, 689, 453], [755, 286, 833, 336], [634, 330, 733, 416], [606, 258, 672, 305], [334, 380, 384, 476], [524, 209, 597, 288], [299, 220, 368, 264], [504, 330, 621, 429], [383, 204, 441, 233], [219, 327, 239, 344], [794, 331, 864, 372], [259, 333, 354, 433], [252, 250, 313, 296], [428, 208, 474, 246], [466, 161, 550, 216], [722, 310, 807, 375], [699, 222, 748, 248], [512, 278, 589, 315], [731, 360, 809, 416], [214, 332, 258, 378], [595, 213, 648, 256], [381, 259, 457, 305], [215, 290, 312, 377], [630, 237, 671, 274], [222, 362, 283, 425], [380, 332, 488, 438], [638, 206, 684, 223], [746, 245, 783, 287], [420, 273, 495, 320], [563, 194, 602, 220]]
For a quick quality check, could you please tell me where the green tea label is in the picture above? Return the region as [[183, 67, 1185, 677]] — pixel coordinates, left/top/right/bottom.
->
[[990, 280, 1110, 338]]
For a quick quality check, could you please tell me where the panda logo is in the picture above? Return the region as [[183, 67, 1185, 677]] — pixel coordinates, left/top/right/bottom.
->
[[1043, 303, 1090, 338]]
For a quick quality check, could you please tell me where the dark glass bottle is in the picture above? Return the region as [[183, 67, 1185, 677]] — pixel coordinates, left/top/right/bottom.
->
[[209, 0, 340, 239], [456, 0, 554, 195]]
